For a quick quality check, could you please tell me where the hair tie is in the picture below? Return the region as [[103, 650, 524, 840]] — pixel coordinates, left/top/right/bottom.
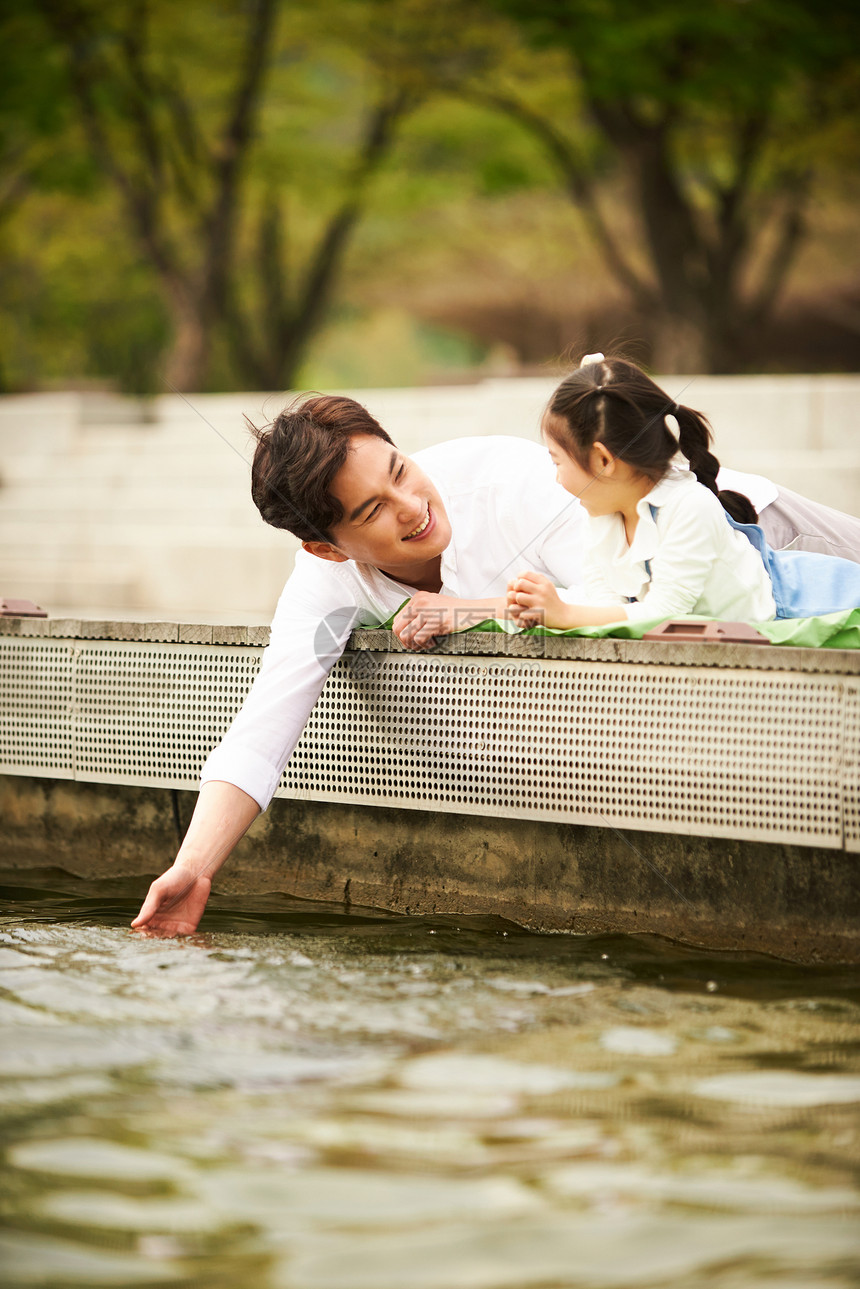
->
[[596, 384, 604, 392]]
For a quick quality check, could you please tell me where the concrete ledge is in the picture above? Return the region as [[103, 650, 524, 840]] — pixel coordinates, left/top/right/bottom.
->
[[2, 775, 856, 964], [2, 614, 859, 674], [352, 627, 860, 675], [2, 621, 859, 966]]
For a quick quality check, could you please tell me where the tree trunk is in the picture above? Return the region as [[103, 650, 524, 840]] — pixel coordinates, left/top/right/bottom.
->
[[648, 301, 747, 375], [163, 288, 209, 392], [224, 93, 413, 392], [701, 313, 747, 375], [648, 313, 709, 375]]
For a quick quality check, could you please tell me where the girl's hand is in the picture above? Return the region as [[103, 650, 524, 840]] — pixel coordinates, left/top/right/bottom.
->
[[507, 571, 574, 630]]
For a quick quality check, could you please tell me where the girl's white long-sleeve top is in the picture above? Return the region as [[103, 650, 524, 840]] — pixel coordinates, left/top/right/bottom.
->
[[579, 469, 777, 625]]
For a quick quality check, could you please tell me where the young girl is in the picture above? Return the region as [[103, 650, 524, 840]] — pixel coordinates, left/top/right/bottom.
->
[[507, 354, 858, 630]]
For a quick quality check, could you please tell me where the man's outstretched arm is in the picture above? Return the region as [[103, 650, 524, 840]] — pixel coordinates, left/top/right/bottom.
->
[[131, 780, 260, 935]]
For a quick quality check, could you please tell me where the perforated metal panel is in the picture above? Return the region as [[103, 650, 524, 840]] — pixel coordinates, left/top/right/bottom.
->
[[0, 635, 855, 850], [286, 655, 846, 847], [844, 680, 860, 854], [0, 639, 74, 778], [0, 638, 259, 788], [74, 642, 261, 788]]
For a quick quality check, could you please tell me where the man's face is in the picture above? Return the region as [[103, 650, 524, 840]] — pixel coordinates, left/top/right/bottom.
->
[[317, 434, 452, 579]]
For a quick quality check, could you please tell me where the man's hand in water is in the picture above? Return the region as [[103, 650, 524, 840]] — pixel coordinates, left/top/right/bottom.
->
[[392, 594, 505, 650], [131, 864, 212, 937], [130, 782, 260, 937]]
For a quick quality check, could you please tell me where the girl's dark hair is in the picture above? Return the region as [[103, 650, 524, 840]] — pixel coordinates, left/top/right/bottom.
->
[[249, 394, 394, 542], [545, 356, 757, 524]]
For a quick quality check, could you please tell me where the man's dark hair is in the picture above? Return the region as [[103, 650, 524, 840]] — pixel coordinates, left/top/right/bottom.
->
[[249, 394, 394, 543]]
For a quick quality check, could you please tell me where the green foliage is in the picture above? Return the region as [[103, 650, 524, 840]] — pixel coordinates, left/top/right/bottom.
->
[[486, 0, 860, 97], [468, 0, 860, 369], [0, 190, 169, 393], [0, 0, 858, 389]]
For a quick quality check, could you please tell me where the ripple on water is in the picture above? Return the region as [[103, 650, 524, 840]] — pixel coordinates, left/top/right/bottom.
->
[[692, 1071, 860, 1107], [0, 1232, 179, 1285], [1, 877, 859, 1289], [398, 1052, 620, 1095], [9, 1138, 193, 1183], [599, 1026, 678, 1056], [275, 1212, 860, 1289]]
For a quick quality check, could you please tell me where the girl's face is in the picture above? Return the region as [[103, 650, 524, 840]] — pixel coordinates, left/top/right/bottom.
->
[[544, 412, 657, 520], [543, 418, 611, 515]]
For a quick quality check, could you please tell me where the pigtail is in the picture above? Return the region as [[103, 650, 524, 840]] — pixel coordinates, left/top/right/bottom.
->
[[674, 405, 720, 494], [716, 489, 759, 525], [675, 403, 758, 523]]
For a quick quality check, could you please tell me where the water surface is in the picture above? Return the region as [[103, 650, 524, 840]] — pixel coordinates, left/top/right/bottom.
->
[[1, 868, 858, 1288]]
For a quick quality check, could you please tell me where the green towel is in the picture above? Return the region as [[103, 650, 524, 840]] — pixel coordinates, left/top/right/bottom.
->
[[377, 605, 860, 649]]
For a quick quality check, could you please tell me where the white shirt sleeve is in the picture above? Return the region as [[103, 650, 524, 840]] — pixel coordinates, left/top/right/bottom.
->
[[622, 489, 726, 624], [200, 555, 361, 810], [581, 551, 631, 608]]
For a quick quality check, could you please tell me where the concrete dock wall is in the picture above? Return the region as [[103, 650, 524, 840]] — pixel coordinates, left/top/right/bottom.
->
[[1, 375, 858, 614], [1, 615, 858, 961], [3, 774, 857, 963]]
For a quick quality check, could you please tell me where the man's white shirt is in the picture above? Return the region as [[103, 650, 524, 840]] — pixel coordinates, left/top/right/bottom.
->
[[200, 434, 779, 810], [200, 436, 588, 809]]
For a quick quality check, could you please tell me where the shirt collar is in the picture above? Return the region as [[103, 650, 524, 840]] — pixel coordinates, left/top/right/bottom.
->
[[588, 468, 693, 573], [623, 470, 687, 562], [637, 467, 693, 509]]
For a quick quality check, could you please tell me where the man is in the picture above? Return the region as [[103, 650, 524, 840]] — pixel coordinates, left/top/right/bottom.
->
[[131, 394, 591, 934], [132, 391, 858, 935]]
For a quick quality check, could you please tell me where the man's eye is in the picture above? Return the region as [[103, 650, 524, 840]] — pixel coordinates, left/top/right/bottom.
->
[[366, 504, 381, 522]]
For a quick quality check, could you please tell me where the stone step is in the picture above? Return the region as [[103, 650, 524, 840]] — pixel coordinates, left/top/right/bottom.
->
[[0, 448, 251, 483], [4, 375, 859, 443], [0, 523, 294, 554], [725, 450, 860, 514], [4, 449, 857, 512], [0, 546, 294, 615]]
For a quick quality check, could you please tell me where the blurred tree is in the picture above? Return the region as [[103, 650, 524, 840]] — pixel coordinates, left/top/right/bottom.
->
[[32, 0, 416, 390], [4, 0, 859, 388], [0, 0, 95, 389], [467, 0, 860, 371]]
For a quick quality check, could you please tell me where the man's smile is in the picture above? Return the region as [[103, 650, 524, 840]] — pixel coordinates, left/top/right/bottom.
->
[[402, 504, 434, 541]]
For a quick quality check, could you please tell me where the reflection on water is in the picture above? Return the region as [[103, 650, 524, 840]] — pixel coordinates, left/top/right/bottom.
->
[[0, 867, 858, 1288]]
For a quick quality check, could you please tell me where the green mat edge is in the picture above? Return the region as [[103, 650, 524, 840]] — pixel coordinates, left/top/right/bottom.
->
[[375, 605, 860, 650]]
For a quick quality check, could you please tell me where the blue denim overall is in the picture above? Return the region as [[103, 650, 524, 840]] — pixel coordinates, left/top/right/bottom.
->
[[725, 514, 860, 619]]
